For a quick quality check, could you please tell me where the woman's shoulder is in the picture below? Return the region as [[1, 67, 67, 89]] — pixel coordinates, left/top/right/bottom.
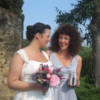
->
[[13, 48, 25, 59], [16, 48, 23, 52], [11, 49, 24, 63], [45, 50, 55, 56], [76, 55, 82, 62], [16, 47, 28, 54]]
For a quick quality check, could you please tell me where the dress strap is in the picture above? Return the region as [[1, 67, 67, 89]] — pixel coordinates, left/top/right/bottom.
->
[[16, 49, 29, 63], [49, 50, 53, 57], [42, 51, 49, 60], [71, 55, 78, 69]]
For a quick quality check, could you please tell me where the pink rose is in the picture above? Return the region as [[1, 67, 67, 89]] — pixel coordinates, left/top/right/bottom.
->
[[46, 74, 51, 79], [44, 67, 49, 72], [48, 66, 54, 74], [50, 74, 60, 87]]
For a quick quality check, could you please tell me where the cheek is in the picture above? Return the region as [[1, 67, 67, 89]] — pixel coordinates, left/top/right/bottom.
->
[[45, 37, 50, 41], [65, 39, 70, 44], [42, 37, 49, 44], [66, 40, 70, 44], [58, 40, 62, 46], [58, 39, 61, 43]]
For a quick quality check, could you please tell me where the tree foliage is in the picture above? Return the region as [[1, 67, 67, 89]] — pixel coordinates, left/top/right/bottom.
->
[[56, 0, 94, 45], [0, 0, 24, 16], [56, 0, 94, 25]]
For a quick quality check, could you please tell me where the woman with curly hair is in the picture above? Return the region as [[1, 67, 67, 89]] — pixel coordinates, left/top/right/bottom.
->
[[47, 24, 82, 100]]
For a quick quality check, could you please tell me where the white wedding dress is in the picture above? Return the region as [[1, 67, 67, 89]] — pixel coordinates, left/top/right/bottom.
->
[[13, 49, 52, 100]]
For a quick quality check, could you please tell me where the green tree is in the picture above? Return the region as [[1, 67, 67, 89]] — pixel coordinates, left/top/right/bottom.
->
[[56, 0, 100, 87], [56, 0, 94, 45], [90, 0, 100, 87]]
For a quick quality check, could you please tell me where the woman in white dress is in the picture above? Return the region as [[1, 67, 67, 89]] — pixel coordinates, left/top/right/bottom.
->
[[7, 22, 52, 100]]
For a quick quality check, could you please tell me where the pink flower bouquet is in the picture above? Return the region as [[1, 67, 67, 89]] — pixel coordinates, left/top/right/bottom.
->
[[32, 64, 61, 94]]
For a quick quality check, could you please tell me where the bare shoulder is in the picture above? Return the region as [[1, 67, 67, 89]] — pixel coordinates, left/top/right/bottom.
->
[[13, 52, 21, 59], [77, 55, 82, 62], [11, 52, 23, 63]]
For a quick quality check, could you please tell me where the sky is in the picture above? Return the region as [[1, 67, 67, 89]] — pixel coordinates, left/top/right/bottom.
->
[[22, 0, 77, 38]]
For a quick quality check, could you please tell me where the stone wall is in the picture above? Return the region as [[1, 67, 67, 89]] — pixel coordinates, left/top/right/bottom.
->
[[0, 7, 23, 100]]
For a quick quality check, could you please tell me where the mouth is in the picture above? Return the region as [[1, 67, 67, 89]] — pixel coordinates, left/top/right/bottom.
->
[[60, 43, 68, 46], [59, 43, 69, 49], [45, 41, 48, 44]]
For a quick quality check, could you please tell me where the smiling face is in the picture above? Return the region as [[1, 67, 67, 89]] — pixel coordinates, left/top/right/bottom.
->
[[38, 29, 51, 48], [58, 34, 71, 51]]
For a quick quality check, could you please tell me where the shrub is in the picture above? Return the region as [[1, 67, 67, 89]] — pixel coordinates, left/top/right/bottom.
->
[[75, 77, 100, 100], [79, 47, 95, 84]]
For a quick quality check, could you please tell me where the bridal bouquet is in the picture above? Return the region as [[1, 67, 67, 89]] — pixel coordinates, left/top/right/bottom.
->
[[32, 64, 62, 94]]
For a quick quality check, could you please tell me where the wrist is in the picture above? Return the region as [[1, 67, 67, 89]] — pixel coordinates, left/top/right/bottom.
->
[[29, 83, 38, 90]]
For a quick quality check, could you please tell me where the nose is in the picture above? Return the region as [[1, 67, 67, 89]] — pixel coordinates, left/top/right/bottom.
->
[[61, 38, 65, 42]]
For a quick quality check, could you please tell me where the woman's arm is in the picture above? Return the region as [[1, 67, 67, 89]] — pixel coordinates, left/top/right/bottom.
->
[[7, 53, 40, 91], [76, 55, 82, 86]]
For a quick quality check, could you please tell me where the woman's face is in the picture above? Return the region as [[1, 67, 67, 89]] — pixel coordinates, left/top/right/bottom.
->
[[58, 34, 71, 50], [39, 29, 50, 48]]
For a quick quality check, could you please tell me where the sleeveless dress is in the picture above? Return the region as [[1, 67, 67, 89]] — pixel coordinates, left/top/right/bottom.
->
[[50, 52, 78, 100], [13, 49, 52, 100]]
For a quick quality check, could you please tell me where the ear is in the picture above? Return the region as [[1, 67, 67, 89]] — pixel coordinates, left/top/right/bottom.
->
[[35, 32, 42, 40]]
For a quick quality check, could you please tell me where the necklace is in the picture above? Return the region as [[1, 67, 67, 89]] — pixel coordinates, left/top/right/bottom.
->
[[58, 52, 68, 58], [61, 55, 67, 58]]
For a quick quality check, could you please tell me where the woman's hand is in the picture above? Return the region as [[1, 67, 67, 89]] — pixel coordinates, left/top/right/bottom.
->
[[36, 84, 48, 95], [67, 75, 80, 87], [35, 83, 48, 93], [76, 79, 80, 87], [42, 87, 48, 95]]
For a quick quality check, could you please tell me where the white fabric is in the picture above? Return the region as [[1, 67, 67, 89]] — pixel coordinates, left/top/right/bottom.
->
[[14, 49, 52, 100]]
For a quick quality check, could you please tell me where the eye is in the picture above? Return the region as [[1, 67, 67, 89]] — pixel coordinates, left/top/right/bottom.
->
[[65, 37, 70, 40], [65, 38, 69, 40], [59, 36, 63, 39]]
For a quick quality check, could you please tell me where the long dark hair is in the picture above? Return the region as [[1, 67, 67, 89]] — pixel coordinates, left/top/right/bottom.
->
[[26, 22, 51, 41], [50, 24, 82, 56]]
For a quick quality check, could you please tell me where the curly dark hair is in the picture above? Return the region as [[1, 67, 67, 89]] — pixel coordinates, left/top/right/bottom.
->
[[26, 22, 51, 41], [50, 24, 82, 56]]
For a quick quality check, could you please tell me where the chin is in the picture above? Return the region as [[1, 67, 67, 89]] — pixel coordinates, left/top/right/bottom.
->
[[41, 45, 46, 48], [60, 48, 67, 51], [60, 47, 68, 51]]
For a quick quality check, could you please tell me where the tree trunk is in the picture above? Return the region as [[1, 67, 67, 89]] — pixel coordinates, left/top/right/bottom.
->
[[90, 0, 100, 87]]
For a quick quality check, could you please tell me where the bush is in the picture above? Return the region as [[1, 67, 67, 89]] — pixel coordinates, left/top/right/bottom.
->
[[75, 47, 100, 100], [79, 47, 95, 84], [75, 77, 100, 100]]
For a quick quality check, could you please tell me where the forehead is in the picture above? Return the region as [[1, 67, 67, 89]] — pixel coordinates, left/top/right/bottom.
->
[[59, 34, 70, 37], [42, 29, 50, 36], [44, 29, 50, 33]]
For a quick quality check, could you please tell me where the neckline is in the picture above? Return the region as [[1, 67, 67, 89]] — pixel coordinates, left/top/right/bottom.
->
[[29, 60, 50, 64], [21, 49, 50, 63], [53, 52, 75, 68]]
